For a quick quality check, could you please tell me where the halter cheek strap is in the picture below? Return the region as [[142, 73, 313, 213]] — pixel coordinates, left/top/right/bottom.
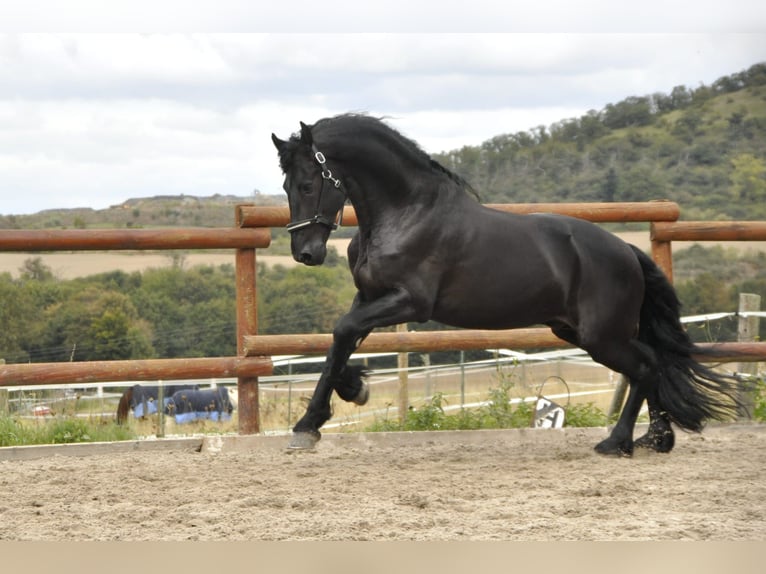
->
[[286, 144, 346, 233]]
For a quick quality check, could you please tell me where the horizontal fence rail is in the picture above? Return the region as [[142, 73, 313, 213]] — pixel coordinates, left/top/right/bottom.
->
[[0, 227, 271, 251], [237, 201, 681, 228], [244, 330, 766, 363], [245, 328, 569, 355], [0, 356, 273, 387], [650, 220, 766, 283], [652, 221, 766, 242]]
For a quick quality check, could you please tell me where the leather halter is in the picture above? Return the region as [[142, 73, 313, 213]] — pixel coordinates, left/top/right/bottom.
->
[[285, 144, 346, 233]]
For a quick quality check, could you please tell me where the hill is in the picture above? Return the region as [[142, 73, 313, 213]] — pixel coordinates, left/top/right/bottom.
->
[[0, 193, 286, 230], [2, 63, 765, 229], [433, 62, 766, 221]]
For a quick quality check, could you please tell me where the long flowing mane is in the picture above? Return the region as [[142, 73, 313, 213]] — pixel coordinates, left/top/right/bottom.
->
[[291, 113, 478, 198]]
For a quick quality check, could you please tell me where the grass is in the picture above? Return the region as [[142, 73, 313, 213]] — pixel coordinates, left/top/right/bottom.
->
[[364, 371, 766, 434], [364, 370, 609, 433], [753, 376, 766, 422], [0, 415, 136, 447], [3, 374, 761, 447]]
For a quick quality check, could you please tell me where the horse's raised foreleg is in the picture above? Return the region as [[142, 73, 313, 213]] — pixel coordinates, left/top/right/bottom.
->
[[289, 288, 423, 450], [288, 332, 372, 450]]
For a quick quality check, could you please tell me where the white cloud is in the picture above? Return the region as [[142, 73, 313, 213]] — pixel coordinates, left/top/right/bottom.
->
[[2, 1, 765, 33], [0, 32, 764, 214]]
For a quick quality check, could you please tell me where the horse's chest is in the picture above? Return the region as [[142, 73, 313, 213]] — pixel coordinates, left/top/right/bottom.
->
[[351, 249, 399, 298], [352, 257, 383, 297]]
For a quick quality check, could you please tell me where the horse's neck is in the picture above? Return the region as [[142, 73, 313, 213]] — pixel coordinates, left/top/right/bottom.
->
[[344, 170, 410, 233]]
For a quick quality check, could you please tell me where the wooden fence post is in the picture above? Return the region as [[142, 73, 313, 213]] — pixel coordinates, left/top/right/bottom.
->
[[0, 359, 7, 416], [397, 323, 409, 424], [650, 224, 674, 282], [236, 205, 260, 434], [738, 293, 762, 419]]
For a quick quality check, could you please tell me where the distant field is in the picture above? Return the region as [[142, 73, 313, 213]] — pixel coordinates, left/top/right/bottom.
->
[[0, 251, 297, 279], [2, 234, 766, 280]]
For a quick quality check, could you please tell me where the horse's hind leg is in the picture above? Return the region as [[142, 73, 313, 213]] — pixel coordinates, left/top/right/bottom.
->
[[555, 324, 657, 457], [595, 380, 646, 456], [634, 390, 675, 453], [589, 339, 660, 456]]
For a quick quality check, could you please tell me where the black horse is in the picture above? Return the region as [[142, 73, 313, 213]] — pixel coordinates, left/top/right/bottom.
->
[[271, 113, 745, 455]]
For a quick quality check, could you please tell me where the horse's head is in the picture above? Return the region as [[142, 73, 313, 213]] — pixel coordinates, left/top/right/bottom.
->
[[271, 121, 346, 266]]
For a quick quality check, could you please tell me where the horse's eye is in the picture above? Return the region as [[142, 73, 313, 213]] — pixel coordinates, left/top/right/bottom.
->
[[299, 181, 313, 195]]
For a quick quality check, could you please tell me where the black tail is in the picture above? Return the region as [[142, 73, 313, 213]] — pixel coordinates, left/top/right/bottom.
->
[[630, 245, 746, 431], [116, 387, 132, 425]]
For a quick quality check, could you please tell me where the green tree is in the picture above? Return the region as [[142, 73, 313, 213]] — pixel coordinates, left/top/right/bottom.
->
[[601, 167, 618, 201], [131, 265, 236, 358], [19, 257, 54, 281], [39, 288, 154, 362], [258, 263, 355, 334], [0, 274, 33, 362], [730, 153, 766, 203]]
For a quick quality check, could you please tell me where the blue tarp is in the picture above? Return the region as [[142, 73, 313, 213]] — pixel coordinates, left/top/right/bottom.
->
[[166, 387, 233, 425], [133, 397, 172, 418], [173, 411, 232, 424]]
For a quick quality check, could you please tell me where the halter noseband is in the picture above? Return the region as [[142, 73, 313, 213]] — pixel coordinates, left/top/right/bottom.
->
[[285, 144, 346, 233]]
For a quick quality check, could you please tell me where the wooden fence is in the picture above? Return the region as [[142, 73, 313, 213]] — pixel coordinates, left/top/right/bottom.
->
[[0, 224, 274, 433], [2, 200, 765, 435]]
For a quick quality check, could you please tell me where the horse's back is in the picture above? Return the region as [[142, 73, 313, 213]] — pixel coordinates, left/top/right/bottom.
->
[[431, 206, 644, 331]]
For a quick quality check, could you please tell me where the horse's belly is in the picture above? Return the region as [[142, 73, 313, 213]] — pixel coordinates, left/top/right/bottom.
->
[[431, 286, 566, 330]]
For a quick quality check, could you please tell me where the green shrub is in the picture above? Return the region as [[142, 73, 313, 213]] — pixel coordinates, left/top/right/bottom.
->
[[47, 419, 92, 444], [753, 377, 766, 422], [564, 402, 608, 427], [365, 371, 610, 433], [0, 415, 30, 446]]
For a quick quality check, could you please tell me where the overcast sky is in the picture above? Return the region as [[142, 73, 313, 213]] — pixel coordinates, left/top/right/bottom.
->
[[1, 4, 765, 215]]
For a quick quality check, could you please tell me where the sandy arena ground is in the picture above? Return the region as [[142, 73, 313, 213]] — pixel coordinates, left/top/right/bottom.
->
[[0, 425, 764, 541]]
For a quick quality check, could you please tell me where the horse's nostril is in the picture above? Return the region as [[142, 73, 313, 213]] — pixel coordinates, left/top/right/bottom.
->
[[298, 251, 313, 265]]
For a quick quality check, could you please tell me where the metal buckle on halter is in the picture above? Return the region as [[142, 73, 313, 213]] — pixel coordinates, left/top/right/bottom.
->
[[314, 148, 341, 189], [322, 171, 341, 189]]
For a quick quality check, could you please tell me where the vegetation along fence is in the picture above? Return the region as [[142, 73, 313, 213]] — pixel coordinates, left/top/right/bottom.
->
[[1, 201, 765, 434]]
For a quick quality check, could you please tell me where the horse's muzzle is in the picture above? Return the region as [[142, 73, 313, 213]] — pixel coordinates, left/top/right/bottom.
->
[[294, 244, 326, 266]]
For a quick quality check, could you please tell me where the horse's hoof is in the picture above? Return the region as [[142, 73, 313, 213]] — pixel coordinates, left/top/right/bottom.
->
[[635, 429, 675, 453], [287, 431, 321, 451], [594, 437, 633, 457], [352, 381, 369, 406]]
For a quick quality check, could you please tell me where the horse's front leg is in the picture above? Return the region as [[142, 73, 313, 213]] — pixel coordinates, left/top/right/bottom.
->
[[287, 331, 371, 449], [289, 288, 423, 450]]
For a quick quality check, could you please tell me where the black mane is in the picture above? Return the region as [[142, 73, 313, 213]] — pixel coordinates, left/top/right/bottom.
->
[[284, 113, 477, 198]]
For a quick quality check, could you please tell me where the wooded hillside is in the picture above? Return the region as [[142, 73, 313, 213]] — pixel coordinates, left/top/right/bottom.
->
[[434, 63, 766, 220]]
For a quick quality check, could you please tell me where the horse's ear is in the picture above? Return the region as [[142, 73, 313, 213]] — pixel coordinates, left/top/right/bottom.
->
[[299, 121, 313, 145], [271, 133, 287, 152]]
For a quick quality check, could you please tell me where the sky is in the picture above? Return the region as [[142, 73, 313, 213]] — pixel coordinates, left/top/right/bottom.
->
[[1, 2, 765, 215]]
